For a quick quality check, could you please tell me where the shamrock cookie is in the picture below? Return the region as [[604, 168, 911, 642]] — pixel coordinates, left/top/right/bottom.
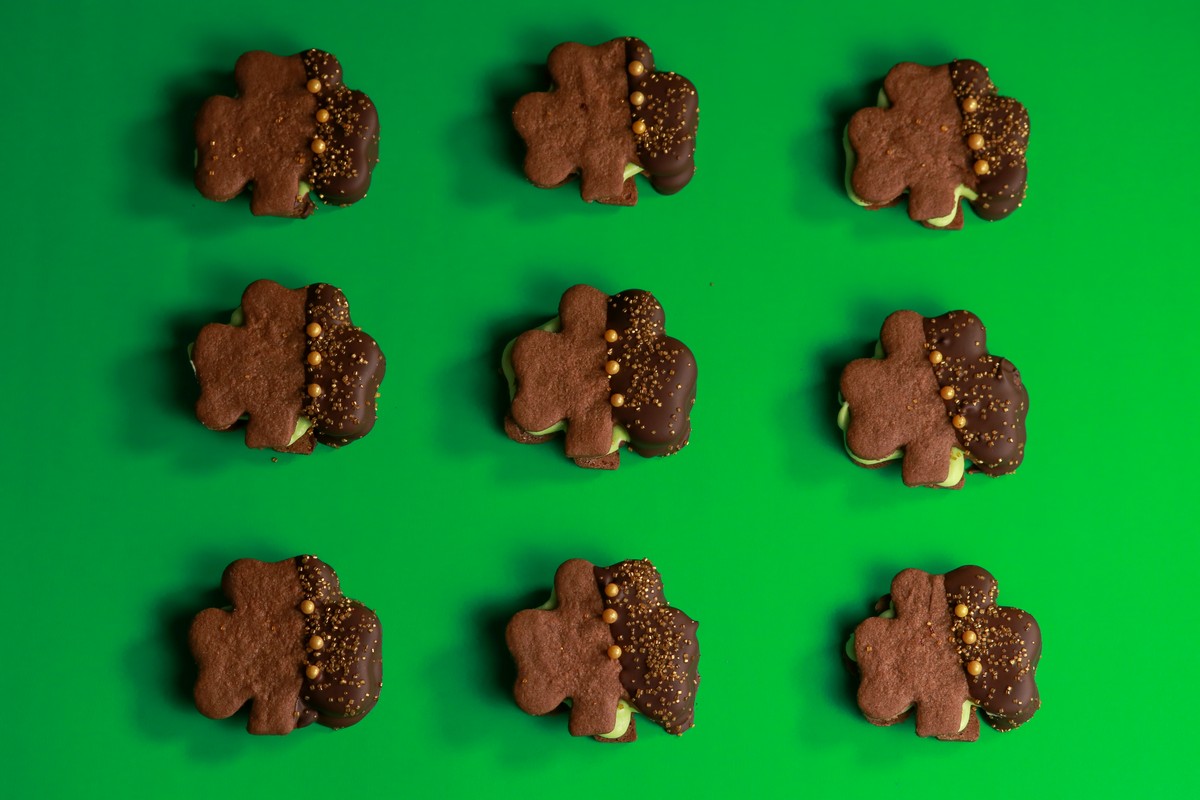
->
[[195, 49, 380, 217], [501, 285, 697, 469], [847, 566, 1041, 741], [513, 37, 698, 205], [191, 279, 386, 453], [506, 558, 700, 742], [838, 310, 1027, 488], [189, 556, 383, 734], [845, 60, 1028, 229]]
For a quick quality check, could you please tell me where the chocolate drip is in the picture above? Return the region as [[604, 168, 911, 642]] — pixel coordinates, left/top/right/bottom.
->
[[606, 290, 697, 457], [292, 557, 383, 730], [594, 560, 700, 736], [302, 283, 386, 446], [624, 39, 698, 195], [950, 60, 1029, 221], [923, 311, 1028, 475], [301, 50, 381, 205], [943, 566, 1041, 731]]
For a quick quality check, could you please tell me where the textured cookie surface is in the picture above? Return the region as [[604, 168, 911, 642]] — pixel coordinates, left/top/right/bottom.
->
[[513, 37, 698, 205], [505, 285, 696, 469], [192, 279, 386, 453], [853, 566, 1040, 740], [189, 556, 383, 734], [195, 49, 380, 217], [839, 309, 1026, 487], [506, 558, 700, 742], [847, 59, 1028, 228]]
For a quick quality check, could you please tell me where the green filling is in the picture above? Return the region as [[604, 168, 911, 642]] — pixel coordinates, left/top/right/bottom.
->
[[501, 317, 630, 454], [623, 163, 644, 181], [838, 401, 965, 488]]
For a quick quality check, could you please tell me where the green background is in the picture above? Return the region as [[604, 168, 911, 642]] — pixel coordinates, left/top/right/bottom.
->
[[8, 1, 1197, 796]]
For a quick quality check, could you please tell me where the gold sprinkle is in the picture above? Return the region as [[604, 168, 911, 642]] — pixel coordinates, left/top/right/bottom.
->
[[628, 61, 645, 77], [953, 414, 968, 429], [604, 583, 620, 598], [967, 133, 985, 150], [967, 660, 983, 676], [929, 350, 944, 365], [604, 329, 619, 343], [307, 351, 323, 366], [602, 609, 618, 624], [306, 322, 323, 338], [962, 97, 979, 114], [632, 119, 647, 135], [605, 360, 620, 375], [300, 600, 316, 615], [610, 393, 625, 408], [940, 386, 956, 400], [973, 159, 990, 176], [306, 79, 322, 94], [308, 383, 324, 398], [305, 665, 320, 680], [607, 645, 623, 660], [630, 91, 645, 106], [315, 108, 331, 124], [308, 635, 325, 651], [963, 630, 978, 645], [954, 603, 969, 618], [311, 138, 327, 155]]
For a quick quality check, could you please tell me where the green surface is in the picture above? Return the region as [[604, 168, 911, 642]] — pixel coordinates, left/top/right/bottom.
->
[[7, 1, 1198, 797]]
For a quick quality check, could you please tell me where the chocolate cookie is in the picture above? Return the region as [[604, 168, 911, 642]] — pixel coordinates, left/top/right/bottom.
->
[[191, 279, 386, 453], [513, 37, 698, 205], [501, 285, 697, 469], [189, 556, 383, 734], [506, 558, 700, 742], [845, 60, 1028, 229], [838, 310, 1027, 488], [847, 566, 1041, 741], [195, 49, 380, 217]]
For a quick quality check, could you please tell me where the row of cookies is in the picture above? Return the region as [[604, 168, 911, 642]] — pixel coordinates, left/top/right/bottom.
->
[[191, 555, 1041, 742], [194, 42, 1028, 229]]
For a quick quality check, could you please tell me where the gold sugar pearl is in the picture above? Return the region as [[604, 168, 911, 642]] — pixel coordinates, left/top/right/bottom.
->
[[967, 660, 983, 676], [628, 60, 645, 77], [630, 91, 645, 106], [605, 360, 621, 375], [954, 603, 969, 618], [632, 119, 647, 135], [929, 350, 944, 365], [962, 97, 979, 114], [940, 386, 956, 400], [602, 609, 618, 624], [610, 393, 625, 408], [311, 138, 327, 155], [962, 630, 978, 645], [300, 599, 316, 615], [308, 635, 325, 651], [316, 108, 331, 124], [604, 583, 620, 598], [607, 645, 623, 660], [604, 329, 619, 343], [307, 383, 324, 398], [973, 159, 990, 176], [305, 665, 321, 680], [952, 414, 968, 429], [306, 322, 323, 338], [967, 133, 985, 150], [307, 78, 322, 94], [307, 351, 323, 366]]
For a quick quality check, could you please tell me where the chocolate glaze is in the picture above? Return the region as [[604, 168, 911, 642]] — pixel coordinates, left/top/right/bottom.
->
[[594, 560, 700, 736], [624, 38, 698, 195], [950, 60, 1029, 221], [302, 283, 386, 446], [294, 556, 383, 730], [943, 566, 1041, 731], [301, 50, 381, 206], [606, 290, 697, 457], [923, 311, 1027, 475]]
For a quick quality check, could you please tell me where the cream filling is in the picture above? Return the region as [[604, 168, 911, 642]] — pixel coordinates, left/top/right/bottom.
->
[[538, 590, 635, 739], [623, 163, 644, 180], [837, 401, 965, 488], [844, 89, 978, 226], [501, 317, 630, 453]]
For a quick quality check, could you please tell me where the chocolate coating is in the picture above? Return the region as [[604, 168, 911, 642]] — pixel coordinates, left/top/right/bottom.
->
[[624, 39, 698, 195], [294, 556, 384, 729], [923, 311, 1028, 475], [943, 566, 1041, 731], [302, 283, 386, 446], [949, 60, 1029, 221], [606, 291, 697, 457], [594, 559, 700, 736], [300, 50, 381, 206]]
